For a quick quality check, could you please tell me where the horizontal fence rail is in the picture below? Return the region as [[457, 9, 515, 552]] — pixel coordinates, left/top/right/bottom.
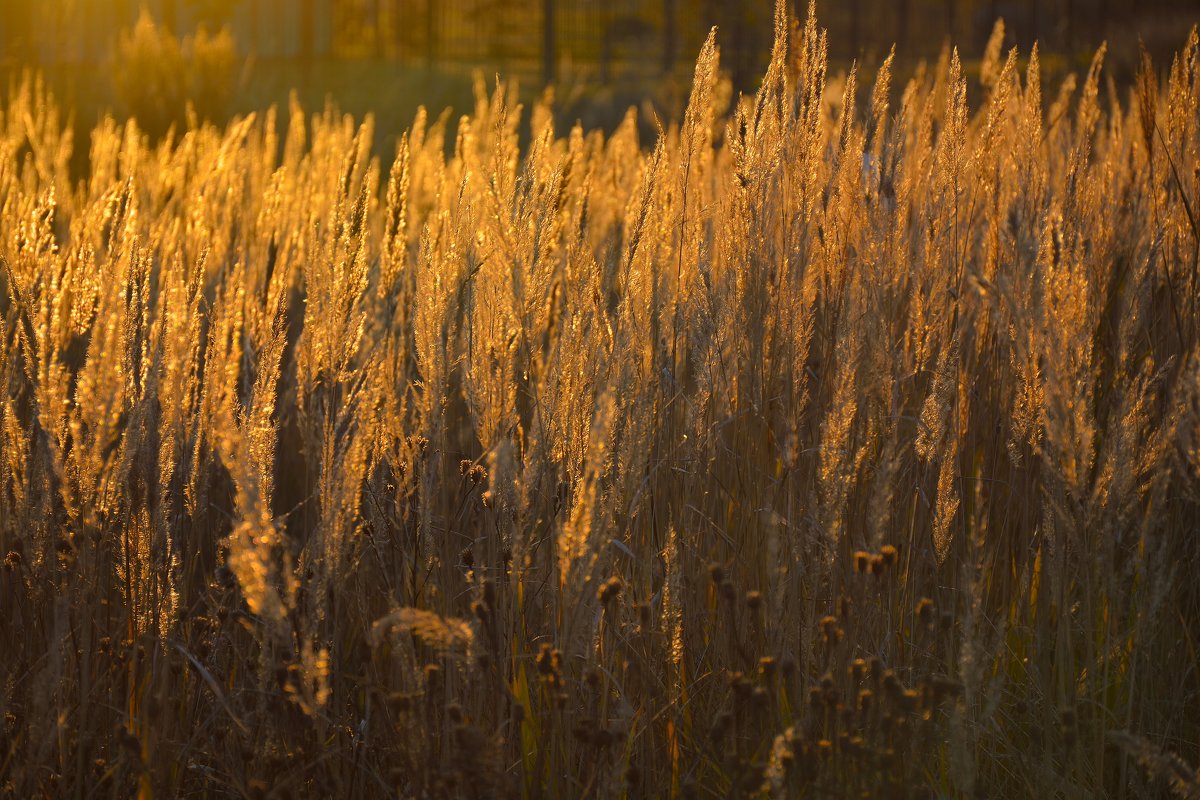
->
[[0, 0, 1195, 84]]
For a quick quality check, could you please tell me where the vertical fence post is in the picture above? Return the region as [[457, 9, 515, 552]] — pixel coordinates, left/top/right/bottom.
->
[[372, 0, 382, 59], [543, 0, 556, 86], [663, 0, 676, 75], [300, 0, 314, 85], [425, 0, 435, 71], [851, 0, 861, 55]]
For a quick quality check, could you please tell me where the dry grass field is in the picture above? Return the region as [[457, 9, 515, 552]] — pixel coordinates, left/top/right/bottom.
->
[[2, 4, 1200, 797]]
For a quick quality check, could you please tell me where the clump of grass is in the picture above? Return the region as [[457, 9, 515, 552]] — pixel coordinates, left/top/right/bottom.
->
[[1, 3, 1199, 797], [112, 8, 238, 137]]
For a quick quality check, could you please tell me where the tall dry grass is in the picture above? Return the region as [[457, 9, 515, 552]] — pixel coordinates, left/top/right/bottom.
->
[[2, 4, 1199, 797]]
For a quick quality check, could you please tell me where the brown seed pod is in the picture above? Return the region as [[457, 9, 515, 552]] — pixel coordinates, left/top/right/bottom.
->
[[472, 600, 489, 622], [424, 663, 442, 691], [819, 615, 843, 645], [719, 580, 736, 602], [729, 672, 752, 700], [916, 597, 935, 626], [468, 464, 487, 485], [387, 692, 411, 713], [598, 576, 623, 604]]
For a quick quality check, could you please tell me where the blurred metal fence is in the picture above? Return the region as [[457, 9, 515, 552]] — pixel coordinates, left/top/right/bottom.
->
[[1, 0, 1195, 84]]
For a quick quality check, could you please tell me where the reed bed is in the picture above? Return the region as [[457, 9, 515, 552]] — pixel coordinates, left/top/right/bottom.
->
[[2, 4, 1199, 797]]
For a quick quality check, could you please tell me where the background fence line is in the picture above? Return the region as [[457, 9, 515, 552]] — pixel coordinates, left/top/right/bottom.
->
[[0, 0, 1195, 86]]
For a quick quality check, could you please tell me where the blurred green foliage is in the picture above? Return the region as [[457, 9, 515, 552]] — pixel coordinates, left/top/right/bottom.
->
[[112, 9, 237, 137], [185, 0, 247, 27]]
